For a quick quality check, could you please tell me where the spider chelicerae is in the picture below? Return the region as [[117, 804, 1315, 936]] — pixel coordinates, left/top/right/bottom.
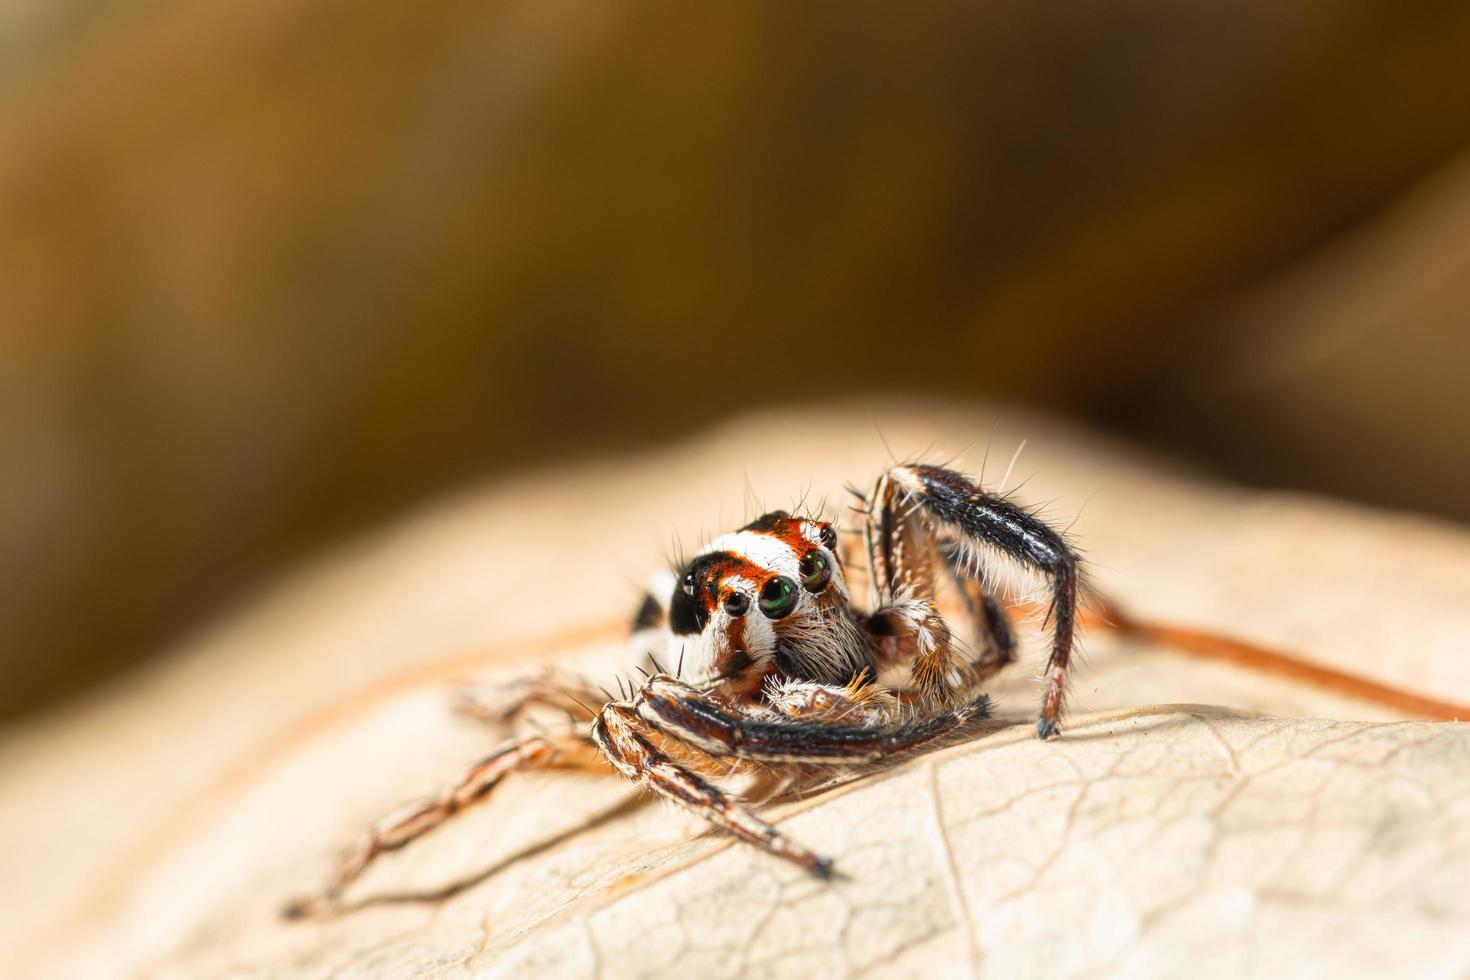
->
[[285, 462, 1081, 918]]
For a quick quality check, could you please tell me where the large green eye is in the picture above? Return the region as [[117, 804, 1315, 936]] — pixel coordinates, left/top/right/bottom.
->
[[798, 551, 831, 592], [758, 576, 799, 619]]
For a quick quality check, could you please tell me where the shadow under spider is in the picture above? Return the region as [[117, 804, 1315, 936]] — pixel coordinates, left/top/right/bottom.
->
[[327, 717, 1038, 915], [1047, 705, 1251, 743]]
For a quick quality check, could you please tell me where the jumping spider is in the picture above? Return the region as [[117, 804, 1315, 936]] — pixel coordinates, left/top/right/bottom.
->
[[285, 463, 1080, 917]]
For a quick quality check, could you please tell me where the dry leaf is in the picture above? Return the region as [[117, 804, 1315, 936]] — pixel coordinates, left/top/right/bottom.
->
[[6, 401, 1470, 978]]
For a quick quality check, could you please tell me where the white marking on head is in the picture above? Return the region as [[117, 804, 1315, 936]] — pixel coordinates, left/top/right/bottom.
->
[[702, 530, 799, 574]]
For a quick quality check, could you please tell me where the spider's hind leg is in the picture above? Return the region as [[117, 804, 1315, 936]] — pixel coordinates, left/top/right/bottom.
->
[[455, 572, 684, 734], [283, 729, 603, 919], [939, 540, 1017, 682], [453, 671, 605, 729]]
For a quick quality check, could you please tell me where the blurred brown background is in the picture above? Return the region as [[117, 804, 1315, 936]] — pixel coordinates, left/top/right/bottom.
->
[[3, 0, 1469, 724]]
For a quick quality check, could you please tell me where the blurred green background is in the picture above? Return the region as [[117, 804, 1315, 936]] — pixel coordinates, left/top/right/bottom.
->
[[3, 0, 1469, 723]]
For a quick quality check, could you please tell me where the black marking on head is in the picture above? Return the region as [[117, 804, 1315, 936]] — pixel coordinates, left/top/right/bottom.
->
[[741, 510, 792, 533], [631, 592, 664, 631], [668, 583, 703, 635], [668, 550, 739, 635]]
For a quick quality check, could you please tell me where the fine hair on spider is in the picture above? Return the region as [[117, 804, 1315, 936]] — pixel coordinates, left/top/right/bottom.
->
[[284, 461, 1083, 919]]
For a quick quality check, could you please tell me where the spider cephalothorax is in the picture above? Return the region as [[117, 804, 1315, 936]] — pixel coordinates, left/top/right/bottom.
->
[[662, 511, 871, 697], [286, 462, 1082, 917]]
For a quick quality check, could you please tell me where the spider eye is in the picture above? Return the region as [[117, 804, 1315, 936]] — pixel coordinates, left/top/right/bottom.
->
[[819, 524, 837, 549], [723, 592, 750, 617], [798, 552, 831, 592], [681, 571, 695, 597], [758, 576, 799, 619]]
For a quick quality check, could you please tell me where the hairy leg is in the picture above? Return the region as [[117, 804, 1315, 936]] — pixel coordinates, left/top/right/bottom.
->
[[593, 702, 835, 877], [453, 670, 605, 728], [864, 597, 971, 707], [869, 464, 1080, 739], [758, 674, 901, 727], [592, 674, 987, 876], [631, 674, 988, 764], [284, 729, 602, 918], [940, 540, 1017, 680]]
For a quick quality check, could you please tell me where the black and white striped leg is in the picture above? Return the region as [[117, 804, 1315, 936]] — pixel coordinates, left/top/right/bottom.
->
[[593, 674, 988, 876], [593, 701, 835, 878], [872, 464, 1080, 740], [940, 540, 1017, 681], [630, 674, 989, 765]]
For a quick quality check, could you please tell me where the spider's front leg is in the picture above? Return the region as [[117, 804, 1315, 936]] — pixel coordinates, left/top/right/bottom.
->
[[593, 702, 836, 878], [941, 541, 1018, 681], [868, 464, 1081, 740], [634, 674, 988, 763], [594, 674, 989, 876]]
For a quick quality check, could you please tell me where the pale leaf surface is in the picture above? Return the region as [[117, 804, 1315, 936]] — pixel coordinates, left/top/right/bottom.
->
[[6, 401, 1470, 978]]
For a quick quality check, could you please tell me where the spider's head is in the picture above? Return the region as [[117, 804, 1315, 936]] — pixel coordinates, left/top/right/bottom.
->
[[668, 511, 857, 688]]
